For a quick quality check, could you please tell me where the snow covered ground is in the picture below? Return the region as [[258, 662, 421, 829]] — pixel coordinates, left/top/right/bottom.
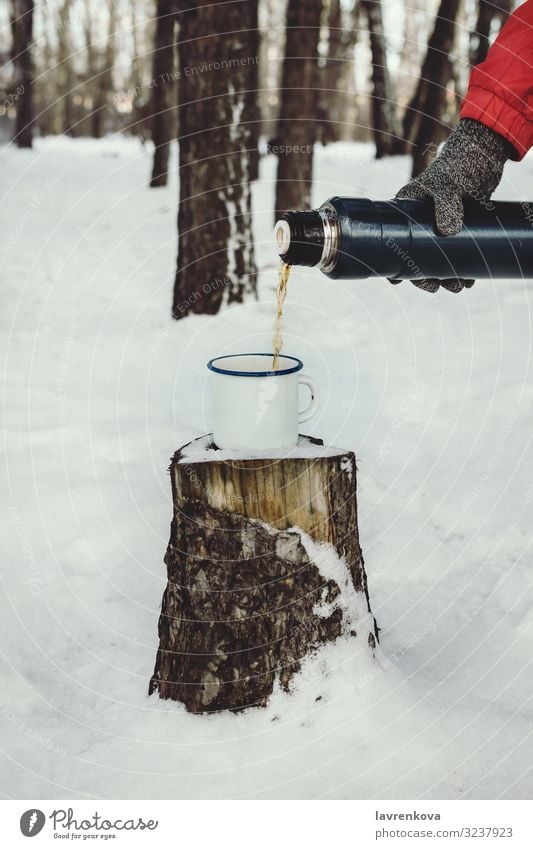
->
[[1, 135, 533, 800]]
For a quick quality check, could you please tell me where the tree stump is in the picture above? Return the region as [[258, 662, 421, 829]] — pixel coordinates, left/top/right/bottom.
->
[[149, 435, 378, 713]]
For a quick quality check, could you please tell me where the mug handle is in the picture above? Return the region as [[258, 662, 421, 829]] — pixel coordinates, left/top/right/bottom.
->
[[298, 374, 319, 423]]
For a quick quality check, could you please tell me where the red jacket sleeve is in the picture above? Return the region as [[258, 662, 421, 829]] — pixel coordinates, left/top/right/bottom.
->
[[460, 0, 533, 159]]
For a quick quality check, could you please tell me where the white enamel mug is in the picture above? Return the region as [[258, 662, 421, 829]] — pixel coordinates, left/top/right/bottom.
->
[[207, 353, 319, 451]]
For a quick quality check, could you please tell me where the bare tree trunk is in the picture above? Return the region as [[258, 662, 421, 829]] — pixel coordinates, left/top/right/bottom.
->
[[32, 3, 55, 136], [129, 0, 144, 92], [274, 0, 322, 219], [469, 0, 511, 67], [402, 0, 462, 177], [319, 0, 343, 145], [12, 0, 34, 148], [57, 0, 73, 135], [402, 0, 460, 148], [360, 0, 400, 158], [245, 2, 261, 182], [150, 0, 177, 187], [90, 1, 116, 139], [397, 0, 431, 110], [318, 0, 359, 145], [150, 435, 378, 713], [172, 0, 258, 319], [128, 0, 156, 143], [82, 1, 96, 134], [257, 0, 286, 141]]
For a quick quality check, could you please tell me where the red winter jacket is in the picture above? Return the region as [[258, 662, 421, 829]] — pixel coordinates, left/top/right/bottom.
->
[[460, 0, 533, 159]]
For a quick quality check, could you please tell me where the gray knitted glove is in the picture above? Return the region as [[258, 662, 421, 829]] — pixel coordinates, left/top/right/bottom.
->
[[392, 119, 512, 293]]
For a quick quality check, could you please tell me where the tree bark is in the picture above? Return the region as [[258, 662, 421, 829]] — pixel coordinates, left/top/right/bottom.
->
[[360, 0, 400, 158], [90, 0, 116, 139], [150, 435, 378, 713], [57, 0, 73, 135], [469, 0, 511, 67], [319, 0, 343, 146], [318, 0, 359, 145], [172, 0, 258, 319], [396, 0, 430, 111], [257, 0, 286, 142], [82, 0, 97, 135], [274, 0, 323, 219], [244, 3, 261, 182], [402, 0, 462, 177], [150, 0, 177, 187], [129, 0, 143, 92], [12, 0, 34, 148]]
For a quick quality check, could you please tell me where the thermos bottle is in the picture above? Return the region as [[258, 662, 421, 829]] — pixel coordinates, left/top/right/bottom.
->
[[274, 196, 533, 280]]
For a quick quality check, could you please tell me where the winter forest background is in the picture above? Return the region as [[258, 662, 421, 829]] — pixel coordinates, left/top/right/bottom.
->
[[2, 0, 533, 801], [1, 0, 515, 317]]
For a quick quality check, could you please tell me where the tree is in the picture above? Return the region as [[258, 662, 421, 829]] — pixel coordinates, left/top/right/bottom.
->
[[172, 0, 258, 319], [11, 0, 34, 148], [31, 0, 57, 136], [402, 0, 462, 177], [57, 0, 73, 135], [396, 0, 432, 111], [360, 0, 400, 158], [94, 1, 116, 138], [129, 0, 144, 94], [244, 7, 261, 182], [150, 0, 177, 187], [82, 0, 116, 139], [128, 0, 157, 143], [319, 0, 360, 145], [274, 0, 322, 219], [319, 0, 342, 145], [257, 0, 286, 141], [469, 0, 511, 67]]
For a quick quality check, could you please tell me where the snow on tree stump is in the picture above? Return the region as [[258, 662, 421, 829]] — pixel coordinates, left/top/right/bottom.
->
[[149, 434, 378, 713]]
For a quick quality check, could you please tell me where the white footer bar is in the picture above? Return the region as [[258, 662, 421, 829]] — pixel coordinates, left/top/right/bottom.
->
[[1, 799, 531, 848]]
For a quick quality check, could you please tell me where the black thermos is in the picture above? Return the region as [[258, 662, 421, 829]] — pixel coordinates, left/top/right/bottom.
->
[[274, 196, 533, 280]]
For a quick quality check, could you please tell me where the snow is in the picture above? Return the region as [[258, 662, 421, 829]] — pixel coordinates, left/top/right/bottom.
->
[[2, 134, 533, 800], [177, 433, 348, 462], [299, 531, 373, 632]]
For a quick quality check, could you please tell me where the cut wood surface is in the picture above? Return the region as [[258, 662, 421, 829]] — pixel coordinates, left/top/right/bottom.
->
[[150, 435, 378, 713]]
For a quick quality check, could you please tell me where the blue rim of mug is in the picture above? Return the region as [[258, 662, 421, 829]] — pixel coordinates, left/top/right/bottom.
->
[[207, 353, 303, 377]]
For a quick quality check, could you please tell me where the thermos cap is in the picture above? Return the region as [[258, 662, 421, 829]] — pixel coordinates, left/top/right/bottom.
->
[[274, 220, 291, 255], [274, 210, 325, 266]]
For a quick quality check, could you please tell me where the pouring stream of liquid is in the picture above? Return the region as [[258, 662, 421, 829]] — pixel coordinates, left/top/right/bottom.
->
[[272, 262, 291, 370]]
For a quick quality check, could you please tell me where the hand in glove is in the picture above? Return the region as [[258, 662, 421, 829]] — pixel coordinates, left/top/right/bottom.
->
[[392, 118, 513, 293]]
